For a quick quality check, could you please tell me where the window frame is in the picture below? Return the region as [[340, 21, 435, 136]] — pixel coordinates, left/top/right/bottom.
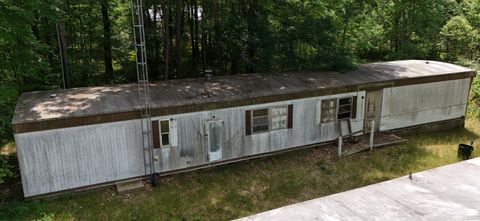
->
[[159, 119, 171, 148], [251, 108, 270, 134], [250, 105, 290, 134], [320, 96, 356, 123], [337, 97, 353, 120], [270, 105, 289, 131], [321, 99, 337, 123]]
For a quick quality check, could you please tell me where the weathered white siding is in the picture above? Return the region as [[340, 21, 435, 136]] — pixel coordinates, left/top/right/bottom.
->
[[15, 120, 144, 197], [152, 91, 366, 173], [379, 78, 471, 131], [16, 91, 365, 197], [17, 76, 472, 197]]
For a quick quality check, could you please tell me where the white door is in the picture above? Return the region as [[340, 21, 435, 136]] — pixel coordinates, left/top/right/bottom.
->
[[205, 120, 224, 162]]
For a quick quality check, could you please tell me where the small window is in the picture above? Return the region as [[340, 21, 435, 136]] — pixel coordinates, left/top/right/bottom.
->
[[160, 120, 170, 146], [321, 99, 337, 123], [338, 97, 352, 119], [271, 106, 288, 130], [252, 108, 269, 133]]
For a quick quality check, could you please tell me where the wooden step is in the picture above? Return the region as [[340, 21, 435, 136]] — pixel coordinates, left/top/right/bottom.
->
[[342, 133, 408, 156]]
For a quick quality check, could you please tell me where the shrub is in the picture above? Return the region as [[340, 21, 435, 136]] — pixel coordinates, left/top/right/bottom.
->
[[0, 86, 18, 143]]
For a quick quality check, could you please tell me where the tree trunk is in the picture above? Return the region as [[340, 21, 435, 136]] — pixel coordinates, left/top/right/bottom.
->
[[101, 0, 114, 83], [341, 18, 350, 52], [201, 0, 207, 70], [193, 0, 200, 73], [154, 3, 159, 80], [188, 0, 199, 75], [212, 0, 223, 74], [246, 0, 258, 73], [162, 0, 171, 80], [174, 0, 184, 79], [57, 21, 70, 89]]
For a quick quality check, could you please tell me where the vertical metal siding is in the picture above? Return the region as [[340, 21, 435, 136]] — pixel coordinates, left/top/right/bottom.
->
[[17, 78, 471, 197], [151, 91, 366, 173], [14, 90, 381, 197], [380, 78, 471, 131], [15, 120, 144, 197]]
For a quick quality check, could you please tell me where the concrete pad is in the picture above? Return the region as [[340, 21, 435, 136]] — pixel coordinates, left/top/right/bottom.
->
[[236, 158, 480, 221], [115, 180, 145, 194]]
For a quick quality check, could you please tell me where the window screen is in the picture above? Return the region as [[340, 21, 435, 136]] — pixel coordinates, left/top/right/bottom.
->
[[321, 99, 337, 123], [338, 97, 352, 119], [271, 106, 288, 130], [252, 109, 269, 133]]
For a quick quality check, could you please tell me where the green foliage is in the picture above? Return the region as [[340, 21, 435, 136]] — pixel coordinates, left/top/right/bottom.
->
[[0, 86, 17, 184], [469, 73, 480, 118], [473, 77, 480, 104], [0, 0, 60, 86], [1, 0, 479, 86], [440, 16, 479, 60], [472, 76, 480, 94], [0, 156, 13, 185], [0, 86, 18, 142]]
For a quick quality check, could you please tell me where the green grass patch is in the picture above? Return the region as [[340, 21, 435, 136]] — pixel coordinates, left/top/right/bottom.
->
[[1, 118, 480, 220]]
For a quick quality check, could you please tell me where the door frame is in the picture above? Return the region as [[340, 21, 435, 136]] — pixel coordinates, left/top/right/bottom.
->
[[364, 89, 383, 131], [204, 120, 224, 162]]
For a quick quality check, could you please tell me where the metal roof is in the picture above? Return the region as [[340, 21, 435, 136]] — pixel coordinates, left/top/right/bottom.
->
[[12, 60, 476, 126], [237, 157, 480, 221]]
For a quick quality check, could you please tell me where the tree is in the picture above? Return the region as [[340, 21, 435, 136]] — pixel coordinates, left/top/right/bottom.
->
[[161, 0, 172, 80], [101, 0, 114, 82], [174, 0, 184, 78], [440, 16, 478, 60], [0, 0, 58, 87]]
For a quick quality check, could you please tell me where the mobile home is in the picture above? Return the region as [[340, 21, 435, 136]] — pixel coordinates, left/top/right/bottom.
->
[[12, 60, 476, 197]]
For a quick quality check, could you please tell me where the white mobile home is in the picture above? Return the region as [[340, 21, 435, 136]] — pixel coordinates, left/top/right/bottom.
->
[[12, 60, 476, 197]]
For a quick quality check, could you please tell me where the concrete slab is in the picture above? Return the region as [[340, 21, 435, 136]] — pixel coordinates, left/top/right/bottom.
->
[[236, 158, 480, 221], [115, 180, 145, 194]]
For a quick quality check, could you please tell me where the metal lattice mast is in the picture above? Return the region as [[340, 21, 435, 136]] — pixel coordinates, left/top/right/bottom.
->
[[131, 0, 154, 179]]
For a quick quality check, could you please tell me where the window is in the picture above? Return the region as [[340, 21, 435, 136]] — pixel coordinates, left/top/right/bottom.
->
[[271, 106, 288, 130], [246, 105, 293, 135], [338, 97, 353, 119], [252, 108, 269, 133], [160, 120, 170, 146], [321, 99, 337, 123], [319, 96, 357, 123], [152, 120, 170, 148]]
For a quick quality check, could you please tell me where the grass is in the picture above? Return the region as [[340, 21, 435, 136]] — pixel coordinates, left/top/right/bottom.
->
[[1, 118, 480, 220]]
